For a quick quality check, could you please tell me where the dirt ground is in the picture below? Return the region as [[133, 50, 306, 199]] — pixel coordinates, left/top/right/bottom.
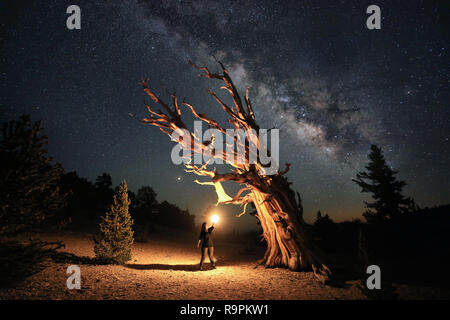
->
[[0, 232, 448, 300]]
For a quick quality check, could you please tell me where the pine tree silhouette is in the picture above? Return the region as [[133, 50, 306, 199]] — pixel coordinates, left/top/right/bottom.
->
[[353, 145, 416, 223], [0, 115, 67, 236], [94, 180, 134, 264]]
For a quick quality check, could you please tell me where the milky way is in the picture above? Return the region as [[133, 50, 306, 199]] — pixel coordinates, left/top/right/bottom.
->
[[1, 0, 448, 229]]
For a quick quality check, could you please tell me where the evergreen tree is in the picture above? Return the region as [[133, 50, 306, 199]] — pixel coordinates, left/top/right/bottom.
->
[[313, 210, 336, 250], [134, 186, 157, 223], [314, 211, 334, 228], [353, 145, 416, 222], [94, 172, 114, 213], [0, 115, 67, 236], [94, 180, 134, 264], [95, 172, 113, 190], [315, 210, 323, 222], [59, 171, 97, 221]]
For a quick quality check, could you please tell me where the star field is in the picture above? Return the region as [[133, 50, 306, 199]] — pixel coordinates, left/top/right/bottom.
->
[[1, 0, 448, 230]]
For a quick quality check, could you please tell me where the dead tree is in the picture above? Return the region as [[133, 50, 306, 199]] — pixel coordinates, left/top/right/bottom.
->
[[139, 59, 331, 282]]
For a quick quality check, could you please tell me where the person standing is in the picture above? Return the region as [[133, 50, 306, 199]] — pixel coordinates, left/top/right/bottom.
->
[[197, 222, 217, 270]]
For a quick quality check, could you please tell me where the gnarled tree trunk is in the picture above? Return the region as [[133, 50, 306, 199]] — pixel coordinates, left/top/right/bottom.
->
[[251, 181, 331, 282], [136, 58, 331, 282]]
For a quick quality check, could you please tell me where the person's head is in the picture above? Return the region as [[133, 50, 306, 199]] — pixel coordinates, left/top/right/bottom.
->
[[201, 222, 207, 233]]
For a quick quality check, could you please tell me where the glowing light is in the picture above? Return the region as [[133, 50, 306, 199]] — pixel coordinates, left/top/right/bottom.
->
[[211, 214, 220, 224]]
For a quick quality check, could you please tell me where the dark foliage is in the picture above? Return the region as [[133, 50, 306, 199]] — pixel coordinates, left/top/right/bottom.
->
[[0, 115, 67, 236], [0, 240, 64, 287], [362, 205, 450, 285], [59, 171, 99, 222], [313, 205, 450, 290], [95, 173, 114, 213], [313, 211, 362, 255], [155, 201, 195, 231], [353, 144, 418, 223], [133, 186, 158, 224]]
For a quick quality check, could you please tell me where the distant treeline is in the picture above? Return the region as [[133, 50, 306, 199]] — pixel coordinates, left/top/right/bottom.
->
[[58, 171, 196, 234]]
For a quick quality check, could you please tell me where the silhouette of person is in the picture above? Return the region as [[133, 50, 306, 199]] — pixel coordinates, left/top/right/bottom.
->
[[197, 222, 217, 270]]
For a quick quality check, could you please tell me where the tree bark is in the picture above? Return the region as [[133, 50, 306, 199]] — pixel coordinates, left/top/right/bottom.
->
[[251, 184, 331, 282]]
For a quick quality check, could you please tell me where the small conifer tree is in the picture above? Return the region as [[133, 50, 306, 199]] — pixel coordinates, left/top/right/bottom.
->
[[94, 180, 134, 264]]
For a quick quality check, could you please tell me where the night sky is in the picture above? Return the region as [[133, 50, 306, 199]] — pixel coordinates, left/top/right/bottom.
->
[[1, 0, 449, 231]]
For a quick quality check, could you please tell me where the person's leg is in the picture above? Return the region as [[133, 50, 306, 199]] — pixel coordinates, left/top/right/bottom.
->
[[199, 247, 207, 270], [208, 247, 217, 267]]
